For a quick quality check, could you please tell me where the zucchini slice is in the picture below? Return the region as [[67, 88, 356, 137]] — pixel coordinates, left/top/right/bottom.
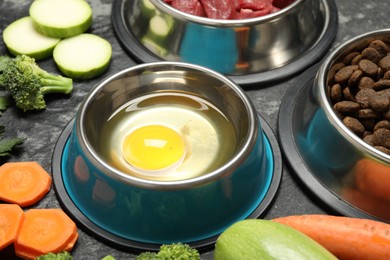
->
[[2, 16, 60, 60], [53, 33, 112, 80], [29, 0, 92, 38]]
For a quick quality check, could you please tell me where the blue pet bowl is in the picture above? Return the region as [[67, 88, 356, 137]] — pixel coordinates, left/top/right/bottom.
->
[[52, 62, 282, 251]]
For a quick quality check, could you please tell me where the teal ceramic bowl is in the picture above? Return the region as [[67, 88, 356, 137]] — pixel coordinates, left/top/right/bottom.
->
[[54, 62, 279, 249]]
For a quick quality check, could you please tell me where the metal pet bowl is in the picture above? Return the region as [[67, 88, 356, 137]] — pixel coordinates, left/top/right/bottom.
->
[[111, 0, 338, 85], [52, 62, 282, 251], [279, 29, 390, 222]]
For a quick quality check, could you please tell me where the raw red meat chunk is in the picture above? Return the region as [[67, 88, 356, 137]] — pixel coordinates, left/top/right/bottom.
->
[[163, 0, 296, 20], [171, 0, 206, 16]]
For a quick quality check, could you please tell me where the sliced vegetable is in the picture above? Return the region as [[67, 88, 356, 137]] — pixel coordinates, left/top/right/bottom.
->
[[0, 162, 52, 207], [2, 16, 60, 60], [141, 0, 157, 18], [0, 204, 24, 250], [14, 208, 78, 259], [273, 214, 390, 260], [29, 0, 92, 38], [214, 219, 336, 260], [53, 33, 112, 79], [145, 15, 174, 44]]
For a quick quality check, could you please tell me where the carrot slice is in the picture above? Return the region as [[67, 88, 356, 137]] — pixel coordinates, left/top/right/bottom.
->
[[0, 204, 24, 250], [273, 214, 390, 260], [15, 233, 79, 260], [0, 162, 52, 207], [14, 208, 78, 259], [63, 231, 79, 251]]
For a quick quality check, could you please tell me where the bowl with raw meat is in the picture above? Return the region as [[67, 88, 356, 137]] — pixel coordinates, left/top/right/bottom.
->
[[113, 0, 335, 84]]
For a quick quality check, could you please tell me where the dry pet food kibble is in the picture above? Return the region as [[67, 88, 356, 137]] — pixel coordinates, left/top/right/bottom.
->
[[328, 39, 390, 155]]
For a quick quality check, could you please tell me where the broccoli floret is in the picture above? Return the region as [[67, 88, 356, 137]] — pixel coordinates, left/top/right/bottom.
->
[[1, 55, 73, 111], [135, 243, 200, 260], [156, 243, 200, 260], [36, 251, 73, 260], [135, 251, 158, 260]]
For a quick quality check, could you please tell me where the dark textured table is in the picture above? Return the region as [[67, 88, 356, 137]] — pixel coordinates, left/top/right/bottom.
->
[[0, 0, 389, 259]]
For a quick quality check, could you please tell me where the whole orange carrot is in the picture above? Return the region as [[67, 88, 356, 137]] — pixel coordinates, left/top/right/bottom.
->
[[273, 214, 390, 260]]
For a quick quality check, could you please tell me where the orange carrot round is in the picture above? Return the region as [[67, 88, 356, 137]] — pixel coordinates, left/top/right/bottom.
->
[[0, 204, 24, 250], [273, 214, 390, 260], [14, 208, 78, 259], [0, 162, 52, 207], [354, 159, 390, 201]]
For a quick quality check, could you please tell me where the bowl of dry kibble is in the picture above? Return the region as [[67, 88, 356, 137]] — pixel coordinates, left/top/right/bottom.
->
[[313, 29, 390, 221]]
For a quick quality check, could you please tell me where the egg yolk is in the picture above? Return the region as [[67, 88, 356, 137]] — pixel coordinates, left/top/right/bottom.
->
[[122, 125, 186, 171]]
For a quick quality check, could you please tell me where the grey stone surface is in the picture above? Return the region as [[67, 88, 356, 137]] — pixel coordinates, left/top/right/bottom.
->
[[0, 0, 389, 259]]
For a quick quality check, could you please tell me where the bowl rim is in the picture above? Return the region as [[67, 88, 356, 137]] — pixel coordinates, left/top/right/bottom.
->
[[150, 0, 305, 27], [76, 61, 260, 190], [317, 28, 390, 163]]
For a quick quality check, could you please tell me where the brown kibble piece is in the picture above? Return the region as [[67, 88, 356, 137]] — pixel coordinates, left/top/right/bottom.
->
[[379, 55, 390, 72], [373, 79, 390, 91], [369, 92, 390, 112], [343, 52, 360, 65], [343, 87, 355, 101], [358, 108, 381, 119], [358, 76, 375, 89], [361, 47, 382, 63], [363, 134, 374, 145], [327, 62, 345, 85], [343, 116, 365, 137], [330, 84, 342, 103], [369, 40, 388, 57], [334, 65, 358, 83], [351, 54, 362, 65], [372, 128, 390, 148], [362, 131, 372, 138], [333, 101, 360, 113], [374, 120, 390, 132], [384, 70, 390, 80], [348, 69, 363, 87], [359, 59, 379, 77], [355, 88, 375, 108]]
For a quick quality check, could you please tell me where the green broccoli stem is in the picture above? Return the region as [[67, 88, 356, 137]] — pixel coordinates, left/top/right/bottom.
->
[[32, 61, 73, 94], [40, 77, 73, 94]]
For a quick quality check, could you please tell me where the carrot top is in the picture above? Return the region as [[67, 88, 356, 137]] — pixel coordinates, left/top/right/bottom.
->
[[0, 161, 52, 207]]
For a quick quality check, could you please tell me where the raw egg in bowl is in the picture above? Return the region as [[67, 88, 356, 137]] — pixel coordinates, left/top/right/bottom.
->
[[53, 62, 281, 250]]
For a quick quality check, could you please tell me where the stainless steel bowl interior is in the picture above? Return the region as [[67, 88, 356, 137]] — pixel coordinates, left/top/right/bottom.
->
[[76, 62, 258, 188], [123, 0, 324, 75]]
